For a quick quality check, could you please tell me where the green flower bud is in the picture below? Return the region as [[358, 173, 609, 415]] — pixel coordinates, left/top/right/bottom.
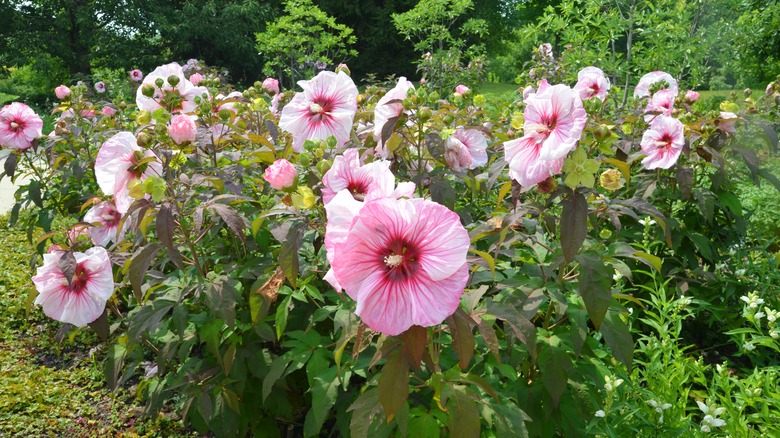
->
[[136, 132, 152, 147], [154, 78, 165, 88], [428, 91, 440, 102], [443, 114, 454, 125], [136, 110, 152, 125], [473, 94, 487, 106], [316, 159, 332, 175], [599, 228, 613, 239], [141, 84, 156, 98], [218, 109, 232, 120], [402, 98, 414, 110], [298, 153, 311, 166], [418, 107, 432, 121], [167, 75, 180, 86]]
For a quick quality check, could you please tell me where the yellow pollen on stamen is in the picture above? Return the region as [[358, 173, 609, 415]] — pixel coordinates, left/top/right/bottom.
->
[[309, 102, 323, 114], [384, 254, 403, 268]]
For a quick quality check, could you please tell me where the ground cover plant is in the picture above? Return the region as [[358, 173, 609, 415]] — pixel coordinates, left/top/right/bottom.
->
[[1, 32, 780, 438]]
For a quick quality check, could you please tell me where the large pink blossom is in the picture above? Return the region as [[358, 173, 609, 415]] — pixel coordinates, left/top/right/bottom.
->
[[83, 201, 125, 246], [574, 66, 611, 102], [634, 71, 678, 99], [640, 115, 685, 170], [504, 136, 564, 189], [55, 85, 71, 100], [95, 132, 163, 213], [373, 77, 415, 158], [262, 77, 280, 95], [322, 149, 395, 204], [643, 89, 676, 122], [32, 247, 115, 327], [0, 102, 43, 150], [129, 69, 144, 81], [523, 82, 587, 160], [445, 129, 489, 172], [279, 71, 358, 152], [264, 158, 297, 190], [329, 197, 469, 335], [136, 62, 209, 114], [168, 114, 197, 144]]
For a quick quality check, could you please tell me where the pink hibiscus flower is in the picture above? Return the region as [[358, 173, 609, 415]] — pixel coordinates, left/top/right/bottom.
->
[[262, 77, 280, 95], [168, 114, 198, 144], [94, 81, 107, 93], [643, 89, 676, 122], [83, 201, 125, 246], [32, 247, 115, 327], [574, 66, 611, 102], [685, 90, 700, 103], [374, 77, 414, 158], [136, 62, 209, 115], [504, 136, 564, 189], [94, 132, 163, 213], [640, 115, 685, 170], [444, 129, 489, 172], [279, 70, 358, 152], [264, 158, 297, 190], [321, 148, 395, 204], [523, 82, 587, 160], [0, 102, 43, 150], [129, 69, 144, 81], [634, 71, 678, 99], [329, 197, 469, 335]]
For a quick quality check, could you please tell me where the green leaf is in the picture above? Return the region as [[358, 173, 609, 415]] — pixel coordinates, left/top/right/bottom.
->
[[631, 251, 662, 273], [28, 179, 42, 208], [447, 308, 475, 370], [600, 311, 633, 369], [303, 367, 339, 437], [378, 349, 410, 423], [493, 402, 530, 438], [104, 341, 127, 390], [127, 243, 162, 303], [156, 203, 184, 270], [207, 203, 248, 245], [205, 277, 239, 328], [275, 295, 292, 340], [279, 222, 303, 288], [560, 190, 588, 262], [128, 299, 176, 340], [576, 253, 612, 330], [538, 335, 572, 407], [262, 355, 289, 402], [486, 300, 537, 359], [348, 388, 383, 438], [408, 412, 440, 438], [688, 232, 714, 262], [446, 386, 480, 438]]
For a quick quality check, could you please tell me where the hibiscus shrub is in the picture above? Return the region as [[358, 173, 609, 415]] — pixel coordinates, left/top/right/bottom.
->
[[2, 53, 780, 437]]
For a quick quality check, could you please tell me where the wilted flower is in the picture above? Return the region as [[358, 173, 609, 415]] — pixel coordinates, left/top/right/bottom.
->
[[264, 158, 297, 191], [168, 114, 197, 144], [0, 102, 43, 150], [55, 85, 71, 100], [279, 70, 358, 152], [32, 247, 115, 327], [640, 115, 685, 170], [373, 76, 414, 158], [129, 69, 144, 81], [328, 196, 469, 335], [599, 168, 625, 191], [94, 81, 107, 93], [94, 131, 163, 213], [718, 111, 739, 134], [574, 66, 610, 102], [634, 71, 678, 99], [136, 62, 209, 115], [262, 77, 280, 95], [83, 201, 125, 246], [444, 129, 488, 172]]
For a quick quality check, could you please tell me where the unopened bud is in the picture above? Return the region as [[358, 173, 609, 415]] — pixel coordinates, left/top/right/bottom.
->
[[155, 78, 165, 88], [335, 63, 351, 76], [418, 107, 432, 121], [743, 88, 752, 97], [402, 98, 414, 110], [218, 109, 232, 120], [141, 84, 155, 98], [136, 132, 152, 147], [316, 159, 332, 175], [167, 75, 180, 87], [136, 110, 152, 125]]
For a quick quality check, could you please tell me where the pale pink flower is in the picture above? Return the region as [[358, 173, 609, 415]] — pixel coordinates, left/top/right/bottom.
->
[[129, 69, 144, 81], [94, 81, 106, 93], [32, 247, 115, 327], [640, 115, 685, 170], [270, 93, 283, 115], [55, 85, 71, 100], [136, 62, 209, 114], [101, 107, 117, 117], [0, 102, 43, 150], [455, 84, 470, 95], [81, 109, 96, 119], [445, 129, 488, 172], [264, 159, 297, 190], [83, 201, 125, 246], [322, 148, 394, 204], [539, 43, 554, 59], [419, 78, 427, 84], [279, 71, 358, 152], [718, 112, 739, 134], [262, 77, 280, 95], [522, 85, 535, 100], [168, 114, 198, 144], [94, 132, 163, 213], [504, 136, 564, 189], [685, 90, 700, 103], [634, 71, 678, 99], [643, 89, 676, 122], [523, 82, 587, 160], [189, 73, 203, 86], [329, 196, 469, 335], [373, 77, 414, 158], [574, 66, 610, 102]]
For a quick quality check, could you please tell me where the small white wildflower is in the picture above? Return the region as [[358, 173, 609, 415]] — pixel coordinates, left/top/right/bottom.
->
[[613, 270, 623, 281], [754, 311, 765, 320], [595, 410, 606, 418], [770, 330, 779, 339], [743, 342, 756, 351], [648, 400, 672, 414], [715, 262, 727, 272], [766, 308, 779, 323], [701, 424, 711, 433], [628, 307, 634, 315], [735, 268, 746, 276]]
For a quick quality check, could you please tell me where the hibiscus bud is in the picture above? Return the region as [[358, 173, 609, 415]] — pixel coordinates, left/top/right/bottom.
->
[[418, 107, 432, 121], [316, 160, 331, 176], [54, 85, 71, 100], [242, 90, 252, 99], [189, 73, 203, 86], [595, 124, 612, 141], [335, 63, 350, 76], [473, 94, 487, 106], [402, 98, 414, 110], [298, 153, 311, 166], [141, 84, 155, 98], [101, 106, 116, 117], [599, 168, 625, 191], [264, 159, 297, 191], [136, 110, 152, 125], [685, 90, 700, 103], [599, 229, 612, 239], [218, 109, 232, 120], [136, 132, 152, 147], [583, 97, 602, 114], [262, 77, 280, 94], [406, 87, 416, 98], [154, 78, 165, 88], [443, 114, 454, 125], [743, 88, 752, 97], [455, 84, 470, 96], [167, 75, 180, 87], [428, 91, 440, 102]]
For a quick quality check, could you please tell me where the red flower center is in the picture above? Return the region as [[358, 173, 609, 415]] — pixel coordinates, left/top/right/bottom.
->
[[9, 120, 23, 132], [383, 239, 420, 281], [347, 178, 369, 200], [309, 97, 333, 122], [67, 263, 91, 294]]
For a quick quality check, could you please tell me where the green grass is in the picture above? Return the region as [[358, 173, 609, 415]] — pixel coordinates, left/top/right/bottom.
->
[[0, 216, 193, 437]]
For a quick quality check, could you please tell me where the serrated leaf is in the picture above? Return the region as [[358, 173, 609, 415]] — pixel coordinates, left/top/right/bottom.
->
[[486, 300, 537, 359], [576, 253, 612, 330], [408, 413, 440, 438], [87, 309, 109, 342], [560, 190, 588, 262], [348, 388, 383, 438], [303, 367, 339, 438], [402, 325, 427, 371], [262, 355, 289, 402], [448, 308, 475, 369], [446, 386, 480, 438], [156, 203, 184, 270], [127, 299, 176, 340], [127, 243, 162, 303], [378, 349, 410, 423], [207, 203, 247, 245], [3, 152, 17, 178], [600, 310, 633, 369], [205, 277, 239, 328], [493, 401, 530, 437], [58, 251, 77, 287], [475, 316, 500, 362], [538, 335, 572, 407], [676, 166, 694, 200]]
